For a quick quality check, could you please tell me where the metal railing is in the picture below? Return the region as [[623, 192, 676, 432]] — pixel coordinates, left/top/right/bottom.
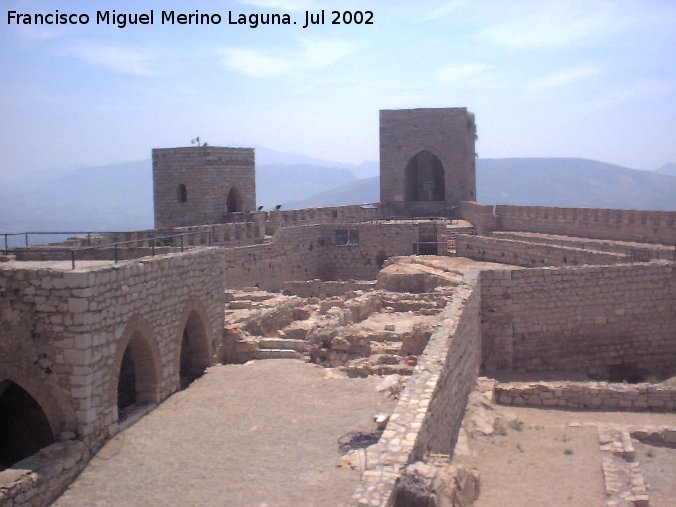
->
[[3, 231, 101, 253], [3, 231, 210, 269]]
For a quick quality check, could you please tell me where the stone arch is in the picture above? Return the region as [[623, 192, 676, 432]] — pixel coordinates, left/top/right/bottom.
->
[[0, 380, 55, 468], [177, 183, 188, 203], [108, 314, 162, 419], [404, 150, 445, 202], [0, 364, 76, 440], [175, 297, 212, 390], [226, 186, 243, 213]]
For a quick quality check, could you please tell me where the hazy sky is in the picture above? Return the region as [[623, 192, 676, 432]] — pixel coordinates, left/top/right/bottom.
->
[[1, 0, 675, 177]]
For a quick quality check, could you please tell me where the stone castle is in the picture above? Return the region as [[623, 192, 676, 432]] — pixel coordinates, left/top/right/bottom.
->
[[0, 107, 674, 507]]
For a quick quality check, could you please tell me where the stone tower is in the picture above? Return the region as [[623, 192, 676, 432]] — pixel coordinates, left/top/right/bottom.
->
[[379, 107, 476, 217], [152, 146, 256, 228]]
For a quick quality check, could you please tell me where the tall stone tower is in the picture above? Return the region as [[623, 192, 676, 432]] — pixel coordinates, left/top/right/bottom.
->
[[379, 108, 476, 217], [152, 146, 256, 228]]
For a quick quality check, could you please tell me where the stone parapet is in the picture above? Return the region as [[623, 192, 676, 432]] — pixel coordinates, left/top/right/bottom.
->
[[495, 381, 676, 412]]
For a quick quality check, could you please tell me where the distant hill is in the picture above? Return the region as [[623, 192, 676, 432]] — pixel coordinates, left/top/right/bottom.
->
[[285, 176, 380, 208], [290, 158, 676, 211], [257, 164, 356, 209], [477, 158, 676, 209], [2, 155, 675, 233], [656, 162, 676, 176]]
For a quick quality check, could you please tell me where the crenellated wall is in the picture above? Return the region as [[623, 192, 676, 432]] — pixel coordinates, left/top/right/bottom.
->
[[495, 205, 676, 245]]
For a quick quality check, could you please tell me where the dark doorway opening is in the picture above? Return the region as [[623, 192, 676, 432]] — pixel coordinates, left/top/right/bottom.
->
[[226, 187, 243, 213], [404, 151, 445, 202], [176, 183, 187, 203], [117, 347, 136, 414], [179, 311, 209, 389], [0, 381, 55, 470]]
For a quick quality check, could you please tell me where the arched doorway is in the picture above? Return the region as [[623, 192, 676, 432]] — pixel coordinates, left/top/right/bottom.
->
[[226, 187, 242, 213], [404, 151, 445, 201], [179, 310, 210, 389], [111, 318, 161, 421], [0, 380, 55, 469]]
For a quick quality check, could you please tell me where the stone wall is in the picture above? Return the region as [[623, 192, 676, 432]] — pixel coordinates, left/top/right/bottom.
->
[[458, 201, 498, 234], [456, 234, 627, 267], [221, 226, 325, 290], [0, 441, 89, 507], [153, 146, 256, 228], [321, 222, 423, 281], [491, 231, 675, 261], [220, 221, 449, 290], [495, 205, 676, 245], [0, 248, 225, 447], [380, 108, 476, 208], [480, 262, 676, 377], [494, 381, 676, 412], [351, 282, 481, 506]]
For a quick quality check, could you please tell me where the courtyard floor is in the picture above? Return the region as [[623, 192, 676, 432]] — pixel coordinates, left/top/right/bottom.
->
[[53, 360, 395, 507]]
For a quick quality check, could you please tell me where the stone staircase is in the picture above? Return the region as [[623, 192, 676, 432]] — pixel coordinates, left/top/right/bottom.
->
[[255, 337, 307, 360]]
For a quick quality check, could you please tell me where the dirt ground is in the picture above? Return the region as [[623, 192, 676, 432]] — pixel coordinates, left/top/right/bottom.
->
[[456, 405, 676, 507], [634, 441, 676, 507], [53, 360, 396, 507]]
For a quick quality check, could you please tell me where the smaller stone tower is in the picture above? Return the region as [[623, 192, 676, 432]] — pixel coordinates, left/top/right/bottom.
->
[[380, 107, 476, 217], [152, 146, 255, 228]]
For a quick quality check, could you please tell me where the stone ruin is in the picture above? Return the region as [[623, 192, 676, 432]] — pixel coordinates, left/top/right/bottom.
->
[[0, 107, 674, 507]]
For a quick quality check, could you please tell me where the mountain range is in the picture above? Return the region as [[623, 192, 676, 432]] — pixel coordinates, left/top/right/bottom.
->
[[1, 152, 674, 234]]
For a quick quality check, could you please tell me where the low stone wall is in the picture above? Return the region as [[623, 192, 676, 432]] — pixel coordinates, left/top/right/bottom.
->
[[495, 381, 676, 412], [491, 231, 675, 261], [495, 205, 676, 245], [281, 279, 376, 297], [480, 263, 676, 377], [351, 282, 481, 506], [0, 441, 89, 507], [456, 234, 627, 267]]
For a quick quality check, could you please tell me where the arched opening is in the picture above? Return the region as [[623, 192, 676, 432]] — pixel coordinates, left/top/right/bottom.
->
[[179, 310, 210, 389], [404, 151, 445, 202], [226, 186, 242, 213], [177, 183, 187, 203], [111, 319, 161, 421], [0, 380, 55, 469], [117, 347, 136, 413]]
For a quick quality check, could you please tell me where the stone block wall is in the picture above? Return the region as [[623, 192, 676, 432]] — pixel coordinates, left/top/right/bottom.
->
[[153, 146, 255, 228], [490, 232, 675, 261], [222, 225, 326, 290], [458, 201, 498, 234], [0, 441, 89, 507], [320, 222, 422, 280], [456, 234, 627, 267], [0, 248, 225, 447], [495, 205, 676, 245], [480, 263, 676, 377], [495, 381, 676, 412], [351, 282, 481, 506], [380, 108, 476, 208]]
